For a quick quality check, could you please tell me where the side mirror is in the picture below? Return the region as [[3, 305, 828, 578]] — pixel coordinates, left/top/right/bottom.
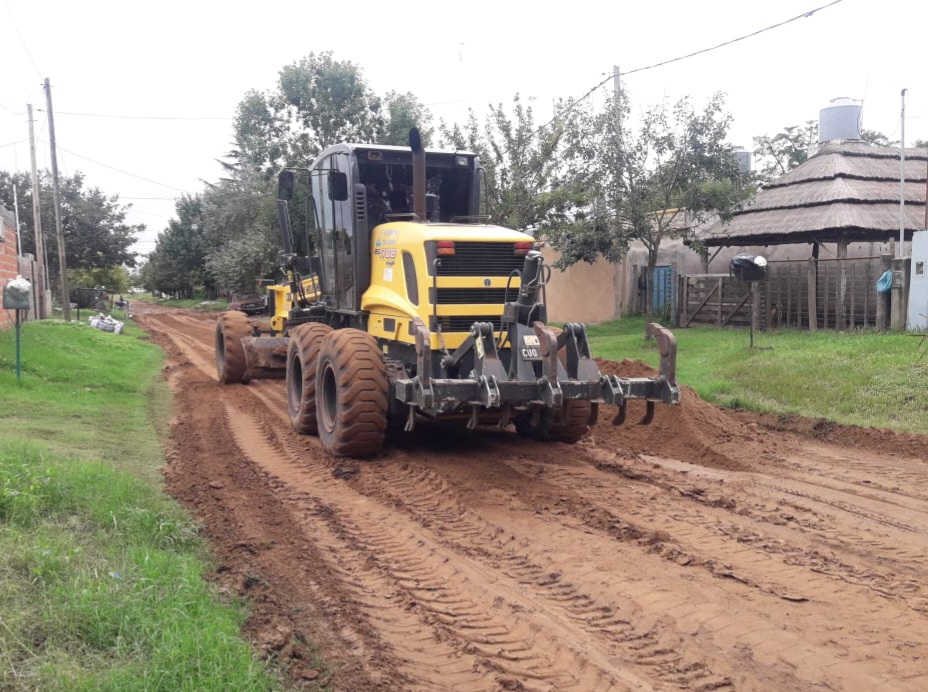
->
[[277, 170, 295, 201], [328, 171, 349, 201]]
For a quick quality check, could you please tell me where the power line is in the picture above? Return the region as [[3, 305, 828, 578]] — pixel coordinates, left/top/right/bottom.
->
[[622, 0, 845, 77], [54, 144, 193, 193], [0, 138, 28, 149], [532, 0, 846, 140], [1, 0, 43, 79], [0, 101, 25, 117], [38, 109, 233, 121]]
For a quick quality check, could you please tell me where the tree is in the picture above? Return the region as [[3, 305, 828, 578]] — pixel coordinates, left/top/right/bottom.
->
[[544, 92, 751, 315], [0, 169, 141, 291], [142, 195, 211, 299], [752, 121, 818, 182], [441, 95, 577, 232], [382, 91, 433, 147]]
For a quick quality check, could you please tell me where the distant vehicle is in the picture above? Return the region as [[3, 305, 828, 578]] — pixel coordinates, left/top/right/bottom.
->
[[228, 293, 267, 316]]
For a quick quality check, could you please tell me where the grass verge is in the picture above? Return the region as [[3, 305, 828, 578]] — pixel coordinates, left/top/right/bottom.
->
[[586, 317, 928, 434], [0, 318, 279, 691]]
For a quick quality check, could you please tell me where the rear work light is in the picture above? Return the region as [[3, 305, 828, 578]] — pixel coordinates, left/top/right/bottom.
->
[[514, 241, 534, 256], [437, 240, 456, 256]]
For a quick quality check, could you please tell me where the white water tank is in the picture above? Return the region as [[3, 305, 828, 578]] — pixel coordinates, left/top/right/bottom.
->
[[818, 97, 862, 142], [733, 146, 752, 174]]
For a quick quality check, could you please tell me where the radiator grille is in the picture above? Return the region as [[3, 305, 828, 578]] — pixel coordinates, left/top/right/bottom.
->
[[432, 315, 504, 333], [435, 242, 525, 277], [434, 287, 514, 305]]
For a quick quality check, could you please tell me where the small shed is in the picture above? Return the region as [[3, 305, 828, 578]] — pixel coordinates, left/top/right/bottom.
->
[[696, 142, 928, 330], [909, 231, 928, 330]]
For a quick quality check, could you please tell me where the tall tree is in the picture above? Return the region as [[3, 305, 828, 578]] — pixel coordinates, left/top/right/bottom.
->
[[441, 95, 577, 232], [544, 93, 751, 315], [0, 169, 141, 290], [143, 195, 211, 299], [752, 121, 818, 182], [382, 91, 433, 147]]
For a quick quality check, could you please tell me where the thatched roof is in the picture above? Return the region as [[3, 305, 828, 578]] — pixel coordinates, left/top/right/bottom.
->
[[699, 141, 928, 247]]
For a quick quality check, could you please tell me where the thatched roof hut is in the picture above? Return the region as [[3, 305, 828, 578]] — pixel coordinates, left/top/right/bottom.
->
[[699, 142, 928, 247]]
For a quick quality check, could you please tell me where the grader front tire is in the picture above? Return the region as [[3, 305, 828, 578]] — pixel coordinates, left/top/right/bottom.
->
[[287, 323, 333, 435], [216, 311, 252, 384], [315, 329, 389, 458]]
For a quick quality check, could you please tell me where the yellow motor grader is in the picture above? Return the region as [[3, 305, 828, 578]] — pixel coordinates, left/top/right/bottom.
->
[[215, 129, 679, 457]]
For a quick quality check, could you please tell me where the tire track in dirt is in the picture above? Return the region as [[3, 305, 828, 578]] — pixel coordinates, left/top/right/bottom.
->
[[221, 394, 646, 691]]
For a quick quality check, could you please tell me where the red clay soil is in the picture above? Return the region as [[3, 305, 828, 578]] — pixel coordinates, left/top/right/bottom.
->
[[134, 301, 928, 691]]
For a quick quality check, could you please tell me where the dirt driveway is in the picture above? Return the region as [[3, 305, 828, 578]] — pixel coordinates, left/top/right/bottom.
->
[[134, 301, 928, 691]]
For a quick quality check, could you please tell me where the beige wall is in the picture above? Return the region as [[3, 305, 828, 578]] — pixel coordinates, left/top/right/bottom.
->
[[542, 247, 619, 324]]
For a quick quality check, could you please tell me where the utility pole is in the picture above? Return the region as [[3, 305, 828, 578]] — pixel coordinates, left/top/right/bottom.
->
[[613, 65, 625, 318], [27, 103, 49, 317], [899, 88, 906, 256], [44, 78, 71, 321], [12, 185, 22, 258]]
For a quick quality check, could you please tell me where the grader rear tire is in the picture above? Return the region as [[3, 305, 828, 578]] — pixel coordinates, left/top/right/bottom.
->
[[315, 329, 389, 458], [287, 323, 333, 434], [216, 311, 251, 384]]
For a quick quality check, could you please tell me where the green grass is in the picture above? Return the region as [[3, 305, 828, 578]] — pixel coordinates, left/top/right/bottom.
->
[[130, 293, 228, 312], [587, 316, 928, 433], [0, 319, 280, 690]]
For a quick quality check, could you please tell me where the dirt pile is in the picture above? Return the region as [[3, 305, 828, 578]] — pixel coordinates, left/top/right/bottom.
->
[[591, 358, 784, 471]]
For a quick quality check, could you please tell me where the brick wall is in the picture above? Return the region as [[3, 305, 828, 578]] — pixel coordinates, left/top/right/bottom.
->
[[1, 205, 21, 329]]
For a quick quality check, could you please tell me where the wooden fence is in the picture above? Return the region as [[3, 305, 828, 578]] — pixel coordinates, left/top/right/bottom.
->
[[678, 255, 892, 331]]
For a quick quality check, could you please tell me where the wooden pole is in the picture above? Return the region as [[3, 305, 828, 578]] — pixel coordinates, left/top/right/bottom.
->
[[837, 238, 848, 330], [27, 104, 48, 317], [807, 256, 818, 331], [44, 78, 71, 322]]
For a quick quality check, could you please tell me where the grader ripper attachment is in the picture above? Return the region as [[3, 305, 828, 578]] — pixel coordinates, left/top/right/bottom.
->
[[215, 128, 680, 457]]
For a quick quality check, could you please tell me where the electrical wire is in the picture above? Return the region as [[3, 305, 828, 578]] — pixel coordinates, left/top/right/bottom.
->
[[40, 110, 233, 121], [0, 101, 25, 117], [53, 144, 192, 193], [521, 0, 847, 148], [621, 0, 845, 77], [1, 0, 43, 80]]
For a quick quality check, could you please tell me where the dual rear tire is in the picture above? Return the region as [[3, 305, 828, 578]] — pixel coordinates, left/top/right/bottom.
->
[[287, 327, 389, 458]]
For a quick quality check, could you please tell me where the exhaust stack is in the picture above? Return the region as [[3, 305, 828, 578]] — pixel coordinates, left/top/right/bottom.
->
[[409, 128, 426, 221]]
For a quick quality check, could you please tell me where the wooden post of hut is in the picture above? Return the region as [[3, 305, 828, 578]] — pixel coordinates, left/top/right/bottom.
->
[[837, 237, 848, 330], [807, 256, 818, 331]]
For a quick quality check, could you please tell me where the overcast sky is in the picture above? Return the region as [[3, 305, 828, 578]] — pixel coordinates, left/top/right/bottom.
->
[[2, 0, 926, 259]]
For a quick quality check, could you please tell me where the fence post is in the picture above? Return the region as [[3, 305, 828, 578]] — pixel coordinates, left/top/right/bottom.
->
[[807, 257, 818, 331], [836, 239, 848, 330]]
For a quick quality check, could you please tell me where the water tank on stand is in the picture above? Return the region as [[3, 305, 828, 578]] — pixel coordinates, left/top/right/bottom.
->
[[733, 146, 752, 174], [818, 97, 862, 142]]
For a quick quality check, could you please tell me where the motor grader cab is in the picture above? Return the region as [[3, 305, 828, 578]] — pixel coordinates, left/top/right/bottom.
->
[[215, 129, 680, 457]]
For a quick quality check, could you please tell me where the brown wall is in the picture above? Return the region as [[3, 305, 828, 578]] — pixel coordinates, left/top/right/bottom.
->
[[0, 207, 20, 329]]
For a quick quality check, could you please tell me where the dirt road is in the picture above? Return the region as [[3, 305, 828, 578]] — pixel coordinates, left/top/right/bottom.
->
[[135, 301, 928, 691]]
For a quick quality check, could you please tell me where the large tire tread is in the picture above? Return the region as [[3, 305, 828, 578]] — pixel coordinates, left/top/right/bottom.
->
[[316, 329, 389, 458], [216, 311, 251, 384], [515, 400, 592, 444], [287, 323, 333, 434]]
